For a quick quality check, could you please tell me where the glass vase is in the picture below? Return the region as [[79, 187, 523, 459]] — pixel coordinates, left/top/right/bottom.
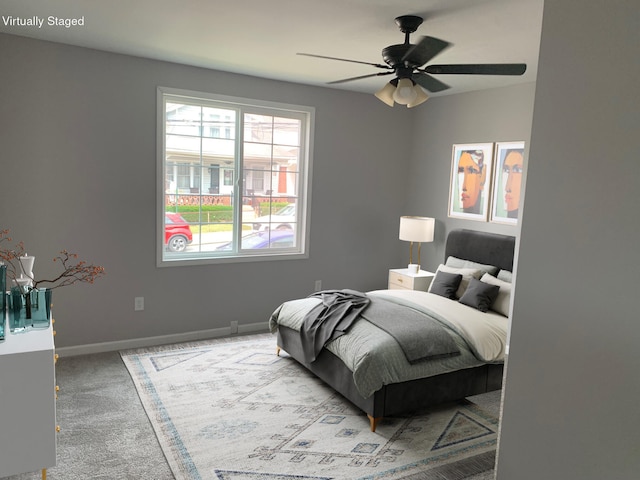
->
[[8, 287, 52, 333], [9, 286, 29, 333], [0, 265, 5, 341], [31, 288, 53, 329]]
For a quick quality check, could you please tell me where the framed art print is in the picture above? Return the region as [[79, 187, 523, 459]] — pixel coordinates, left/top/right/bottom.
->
[[491, 141, 525, 224], [448, 143, 494, 221]]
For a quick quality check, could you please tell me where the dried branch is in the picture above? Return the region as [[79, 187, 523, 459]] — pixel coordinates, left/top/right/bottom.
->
[[0, 230, 105, 291]]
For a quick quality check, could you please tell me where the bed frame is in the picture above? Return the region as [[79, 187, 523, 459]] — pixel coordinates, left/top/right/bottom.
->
[[276, 229, 515, 431]]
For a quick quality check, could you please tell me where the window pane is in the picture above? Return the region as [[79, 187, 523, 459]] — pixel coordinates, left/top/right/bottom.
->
[[240, 230, 296, 250], [166, 103, 201, 136], [243, 167, 266, 195], [244, 114, 273, 144], [244, 142, 272, 162], [202, 107, 235, 137], [273, 117, 301, 146], [273, 145, 299, 170], [251, 201, 297, 232]]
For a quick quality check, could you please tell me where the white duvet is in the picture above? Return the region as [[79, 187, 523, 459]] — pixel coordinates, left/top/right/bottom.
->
[[269, 289, 509, 398], [369, 289, 509, 362]]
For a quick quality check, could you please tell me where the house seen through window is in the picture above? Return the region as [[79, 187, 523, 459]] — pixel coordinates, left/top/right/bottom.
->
[[158, 88, 314, 265]]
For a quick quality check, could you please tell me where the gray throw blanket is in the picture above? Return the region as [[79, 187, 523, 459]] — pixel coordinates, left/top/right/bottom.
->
[[300, 289, 370, 363], [300, 289, 460, 365], [361, 297, 460, 364]]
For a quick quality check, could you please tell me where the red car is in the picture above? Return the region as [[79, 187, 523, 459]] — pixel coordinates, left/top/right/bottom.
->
[[165, 213, 193, 252]]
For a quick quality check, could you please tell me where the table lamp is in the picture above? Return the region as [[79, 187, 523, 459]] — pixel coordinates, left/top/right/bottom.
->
[[399, 216, 434, 274]]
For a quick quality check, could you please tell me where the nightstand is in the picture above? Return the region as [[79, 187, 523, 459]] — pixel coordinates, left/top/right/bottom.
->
[[388, 268, 435, 291]]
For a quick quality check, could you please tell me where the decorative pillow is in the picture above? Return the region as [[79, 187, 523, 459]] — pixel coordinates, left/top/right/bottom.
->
[[497, 269, 513, 283], [459, 278, 501, 313], [480, 273, 512, 317], [428, 271, 463, 300], [429, 264, 482, 298], [445, 256, 499, 276]]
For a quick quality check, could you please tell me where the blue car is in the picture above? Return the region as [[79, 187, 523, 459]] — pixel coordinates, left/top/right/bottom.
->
[[216, 230, 295, 251]]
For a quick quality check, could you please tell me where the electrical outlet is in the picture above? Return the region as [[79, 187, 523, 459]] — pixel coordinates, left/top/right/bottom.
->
[[134, 297, 144, 311], [230, 320, 238, 334], [314, 280, 322, 291]]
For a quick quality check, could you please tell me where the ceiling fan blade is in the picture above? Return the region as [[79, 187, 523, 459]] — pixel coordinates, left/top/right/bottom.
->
[[402, 36, 451, 67], [297, 53, 391, 70], [425, 63, 527, 75], [327, 71, 394, 85], [412, 72, 450, 93]]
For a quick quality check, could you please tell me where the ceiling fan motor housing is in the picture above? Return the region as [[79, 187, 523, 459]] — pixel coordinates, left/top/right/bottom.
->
[[381, 44, 419, 70]]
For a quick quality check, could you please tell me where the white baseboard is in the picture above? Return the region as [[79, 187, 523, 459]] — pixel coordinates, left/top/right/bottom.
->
[[56, 322, 270, 357]]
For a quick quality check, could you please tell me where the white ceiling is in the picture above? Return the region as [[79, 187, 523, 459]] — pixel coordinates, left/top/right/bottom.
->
[[1, 0, 543, 97]]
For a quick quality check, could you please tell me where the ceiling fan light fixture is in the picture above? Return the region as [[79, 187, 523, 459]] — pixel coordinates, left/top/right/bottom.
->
[[393, 78, 418, 105], [407, 85, 429, 108], [374, 81, 396, 107]]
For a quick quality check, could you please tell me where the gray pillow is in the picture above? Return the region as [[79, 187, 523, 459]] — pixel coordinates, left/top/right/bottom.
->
[[429, 271, 463, 300], [459, 278, 501, 312], [497, 269, 513, 283], [445, 256, 499, 276]]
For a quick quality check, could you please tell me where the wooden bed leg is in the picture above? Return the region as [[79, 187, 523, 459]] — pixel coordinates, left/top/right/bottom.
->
[[276, 346, 281, 356], [367, 414, 381, 432]]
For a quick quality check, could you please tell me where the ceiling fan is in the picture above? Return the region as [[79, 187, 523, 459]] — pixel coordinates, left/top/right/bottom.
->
[[298, 15, 527, 108]]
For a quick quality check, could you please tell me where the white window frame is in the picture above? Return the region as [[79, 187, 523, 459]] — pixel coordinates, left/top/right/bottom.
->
[[157, 87, 314, 267]]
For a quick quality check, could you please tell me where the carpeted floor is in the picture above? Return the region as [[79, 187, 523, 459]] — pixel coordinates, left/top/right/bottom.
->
[[3, 349, 173, 480], [3, 334, 501, 480]]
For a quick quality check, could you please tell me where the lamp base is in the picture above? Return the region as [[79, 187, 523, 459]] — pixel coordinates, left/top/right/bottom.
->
[[407, 263, 420, 274]]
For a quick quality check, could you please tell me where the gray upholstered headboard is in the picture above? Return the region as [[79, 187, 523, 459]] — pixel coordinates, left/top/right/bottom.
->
[[444, 229, 516, 272]]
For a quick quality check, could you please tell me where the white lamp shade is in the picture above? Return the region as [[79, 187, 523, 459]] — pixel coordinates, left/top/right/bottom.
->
[[407, 86, 429, 108], [399, 216, 435, 242], [374, 82, 396, 107], [392, 78, 418, 105]]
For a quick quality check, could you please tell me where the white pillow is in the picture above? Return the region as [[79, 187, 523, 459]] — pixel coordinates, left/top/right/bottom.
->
[[480, 273, 512, 317], [429, 264, 481, 298], [445, 256, 499, 276]]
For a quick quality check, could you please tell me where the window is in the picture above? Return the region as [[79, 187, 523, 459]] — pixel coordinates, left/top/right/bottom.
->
[[158, 87, 314, 265]]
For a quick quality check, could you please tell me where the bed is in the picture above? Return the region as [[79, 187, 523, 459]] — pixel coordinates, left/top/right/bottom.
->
[[269, 228, 515, 431]]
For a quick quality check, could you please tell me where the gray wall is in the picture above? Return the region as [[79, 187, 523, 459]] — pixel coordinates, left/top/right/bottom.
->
[[0, 34, 412, 349], [496, 0, 640, 478], [406, 83, 536, 272]]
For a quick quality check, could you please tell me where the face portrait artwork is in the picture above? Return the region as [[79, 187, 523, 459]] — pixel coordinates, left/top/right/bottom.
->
[[502, 150, 524, 218], [449, 143, 494, 221], [457, 150, 487, 214], [490, 142, 525, 224]]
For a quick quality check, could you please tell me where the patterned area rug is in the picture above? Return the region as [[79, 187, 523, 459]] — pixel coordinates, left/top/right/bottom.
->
[[120, 334, 498, 480]]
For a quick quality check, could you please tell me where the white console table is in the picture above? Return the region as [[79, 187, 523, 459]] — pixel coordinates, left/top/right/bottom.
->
[[0, 320, 57, 478]]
